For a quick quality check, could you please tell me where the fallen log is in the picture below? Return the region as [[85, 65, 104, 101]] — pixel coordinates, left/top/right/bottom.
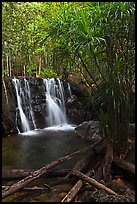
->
[[2, 185, 60, 192], [2, 168, 71, 179], [61, 170, 93, 202], [2, 168, 32, 179], [65, 138, 106, 181], [64, 156, 91, 181], [2, 185, 50, 191], [61, 161, 101, 202], [52, 156, 91, 186], [113, 156, 135, 175], [103, 143, 114, 182], [73, 170, 117, 195], [2, 140, 100, 199]]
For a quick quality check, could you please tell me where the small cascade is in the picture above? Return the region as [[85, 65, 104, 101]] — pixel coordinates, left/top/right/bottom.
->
[[12, 77, 74, 133], [12, 78, 31, 133], [24, 79, 36, 130], [12, 77, 37, 133], [43, 78, 68, 127], [67, 82, 72, 97]]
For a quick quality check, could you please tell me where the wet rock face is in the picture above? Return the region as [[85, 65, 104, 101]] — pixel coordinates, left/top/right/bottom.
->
[[75, 120, 101, 142], [66, 95, 85, 124], [2, 78, 17, 136]]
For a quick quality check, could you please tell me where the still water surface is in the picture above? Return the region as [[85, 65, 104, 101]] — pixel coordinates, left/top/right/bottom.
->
[[2, 127, 90, 169]]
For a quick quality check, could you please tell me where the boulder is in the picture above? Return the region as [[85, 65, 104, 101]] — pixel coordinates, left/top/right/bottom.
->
[[75, 120, 101, 142], [66, 95, 84, 124]]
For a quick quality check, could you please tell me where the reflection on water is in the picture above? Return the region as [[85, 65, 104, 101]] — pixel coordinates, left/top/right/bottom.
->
[[2, 128, 90, 169]]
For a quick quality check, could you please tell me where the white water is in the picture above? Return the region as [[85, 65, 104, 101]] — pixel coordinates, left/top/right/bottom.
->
[[43, 78, 68, 127], [13, 77, 73, 134], [12, 78, 31, 133], [68, 82, 72, 97], [44, 124, 76, 131]]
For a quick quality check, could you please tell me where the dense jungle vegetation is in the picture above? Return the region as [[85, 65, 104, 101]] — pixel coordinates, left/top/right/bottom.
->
[[2, 2, 135, 159]]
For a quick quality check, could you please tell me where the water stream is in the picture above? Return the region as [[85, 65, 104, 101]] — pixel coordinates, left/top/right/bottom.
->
[[12, 77, 73, 134], [12, 78, 31, 133], [43, 78, 67, 127]]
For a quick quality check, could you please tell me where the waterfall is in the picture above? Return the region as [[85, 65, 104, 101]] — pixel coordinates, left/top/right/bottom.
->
[[67, 82, 72, 97], [12, 78, 31, 133], [12, 77, 37, 133], [43, 78, 68, 127], [12, 77, 73, 133]]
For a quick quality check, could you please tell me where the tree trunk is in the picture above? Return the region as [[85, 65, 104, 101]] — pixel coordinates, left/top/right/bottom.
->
[[103, 143, 114, 182], [38, 55, 42, 76], [9, 57, 12, 77], [6, 54, 9, 76]]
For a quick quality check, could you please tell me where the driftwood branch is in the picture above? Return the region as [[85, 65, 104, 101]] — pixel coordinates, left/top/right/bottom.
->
[[73, 170, 117, 195], [64, 156, 90, 181], [2, 185, 60, 192], [61, 170, 93, 202], [2, 140, 100, 199], [113, 156, 135, 175], [2, 185, 50, 191], [61, 161, 104, 202], [50, 157, 91, 186], [2, 168, 71, 180]]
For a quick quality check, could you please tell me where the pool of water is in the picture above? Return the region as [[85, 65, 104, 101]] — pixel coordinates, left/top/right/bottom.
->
[[2, 127, 91, 170]]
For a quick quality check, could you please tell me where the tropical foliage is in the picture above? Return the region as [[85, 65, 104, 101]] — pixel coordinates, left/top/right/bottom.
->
[[2, 2, 135, 157]]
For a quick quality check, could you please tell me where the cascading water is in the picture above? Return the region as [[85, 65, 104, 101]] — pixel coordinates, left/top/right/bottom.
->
[[12, 77, 37, 133], [12, 78, 31, 133], [43, 78, 68, 127], [12, 77, 74, 133], [67, 82, 72, 97]]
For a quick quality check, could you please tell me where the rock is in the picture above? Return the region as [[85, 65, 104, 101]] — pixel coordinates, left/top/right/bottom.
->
[[75, 120, 101, 141], [67, 79, 86, 97], [66, 95, 84, 124], [82, 188, 135, 202]]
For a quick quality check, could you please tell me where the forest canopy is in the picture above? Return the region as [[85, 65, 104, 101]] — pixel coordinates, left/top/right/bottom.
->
[[2, 2, 135, 82]]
